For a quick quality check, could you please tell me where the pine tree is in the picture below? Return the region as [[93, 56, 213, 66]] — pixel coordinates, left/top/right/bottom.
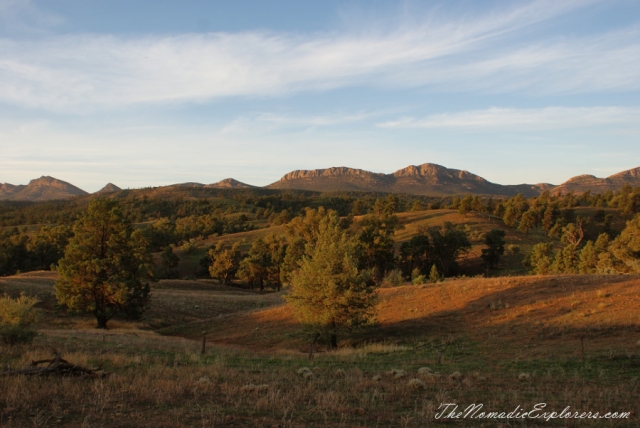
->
[[160, 245, 180, 278], [526, 243, 554, 275], [285, 213, 377, 349], [609, 215, 640, 272], [518, 210, 538, 234], [481, 229, 506, 273], [55, 199, 152, 329]]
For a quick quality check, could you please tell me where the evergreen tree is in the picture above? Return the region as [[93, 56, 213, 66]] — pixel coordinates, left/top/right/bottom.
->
[[160, 245, 180, 278], [609, 215, 640, 273], [502, 205, 519, 227], [458, 195, 473, 215], [285, 214, 377, 349], [429, 264, 443, 283], [481, 229, 506, 272], [398, 234, 431, 278], [426, 223, 471, 276], [518, 209, 538, 234], [551, 244, 579, 274], [55, 199, 152, 329], [578, 241, 597, 274], [526, 242, 554, 275], [542, 205, 558, 232], [208, 241, 242, 285], [239, 238, 269, 290], [355, 213, 399, 282]]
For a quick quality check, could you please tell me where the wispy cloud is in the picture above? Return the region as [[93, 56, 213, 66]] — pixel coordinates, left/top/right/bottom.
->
[[378, 106, 640, 130], [0, 0, 63, 34], [219, 110, 385, 134], [2, 0, 634, 111]]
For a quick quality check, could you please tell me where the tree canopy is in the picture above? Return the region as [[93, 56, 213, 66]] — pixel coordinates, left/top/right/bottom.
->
[[55, 199, 153, 329], [285, 212, 377, 348]]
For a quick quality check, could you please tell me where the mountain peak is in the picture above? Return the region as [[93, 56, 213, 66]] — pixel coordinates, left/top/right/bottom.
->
[[551, 167, 640, 194], [0, 176, 87, 201], [96, 183, 122, 194], [608, 167, 640, 180], [206, 178, 255, 189]]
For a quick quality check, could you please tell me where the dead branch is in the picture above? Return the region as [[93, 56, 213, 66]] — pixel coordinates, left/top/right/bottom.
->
[[1, 352, 109, 379]]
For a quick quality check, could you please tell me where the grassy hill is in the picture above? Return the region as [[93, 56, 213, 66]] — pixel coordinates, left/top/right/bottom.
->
[[163, 206, 626, 281]]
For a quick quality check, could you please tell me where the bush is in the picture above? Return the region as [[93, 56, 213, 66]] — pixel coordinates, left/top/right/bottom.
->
[[383, 269, 405, 287], [0, 325, 38, 345], [429, 264, 444, 283], [0, 293, 39, 345], [412, 275, 427, 285], [507, 244, 520, 256], [182, 239, 197, 255]]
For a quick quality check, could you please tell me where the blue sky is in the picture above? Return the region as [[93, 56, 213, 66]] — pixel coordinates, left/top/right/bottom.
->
[[1, 0, 639, 192]]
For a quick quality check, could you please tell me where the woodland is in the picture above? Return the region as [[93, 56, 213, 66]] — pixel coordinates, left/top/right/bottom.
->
[[1, 184, 639, 426]]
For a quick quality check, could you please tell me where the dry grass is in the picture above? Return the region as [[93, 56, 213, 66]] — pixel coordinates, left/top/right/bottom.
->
[[1, 334, 637, 427], [1, 271, 639, 426]]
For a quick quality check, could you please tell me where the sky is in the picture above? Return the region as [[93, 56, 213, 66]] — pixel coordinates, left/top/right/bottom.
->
[[1, 0, 639, 192]]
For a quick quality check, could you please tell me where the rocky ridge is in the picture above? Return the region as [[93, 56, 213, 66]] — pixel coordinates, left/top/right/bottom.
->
[[268, 163, 553, 197], [3, 165, 640, 201]]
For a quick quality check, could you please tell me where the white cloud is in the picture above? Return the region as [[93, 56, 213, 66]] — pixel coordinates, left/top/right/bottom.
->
[[1, 0, 634, 111], [378, 106, 640, 130]]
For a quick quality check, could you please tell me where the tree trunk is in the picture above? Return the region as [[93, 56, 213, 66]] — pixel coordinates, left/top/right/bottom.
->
[[330, 320, 338, 349], [96, 315, 108, 329], [308, 333, 320, 361]]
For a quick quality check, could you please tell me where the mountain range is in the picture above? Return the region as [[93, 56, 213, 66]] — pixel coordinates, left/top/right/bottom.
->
[[1, 164, 639, 202]]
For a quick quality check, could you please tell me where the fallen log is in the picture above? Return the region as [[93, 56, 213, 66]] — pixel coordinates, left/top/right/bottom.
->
[[1, 351, 109, 379]]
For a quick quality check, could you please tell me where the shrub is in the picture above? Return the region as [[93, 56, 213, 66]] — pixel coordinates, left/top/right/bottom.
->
[[182, 239, 197, 255], [297, 367, 312, 376], [507, 244, 520, 256], [0, 293, 39, 345], [386, 369, 407, 379], [412, 275, 427, 285], [429, 264, 444, 283], [383, 269, 405, 287], [417, 367, 432, 375], [408, 378, 426, 390]]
